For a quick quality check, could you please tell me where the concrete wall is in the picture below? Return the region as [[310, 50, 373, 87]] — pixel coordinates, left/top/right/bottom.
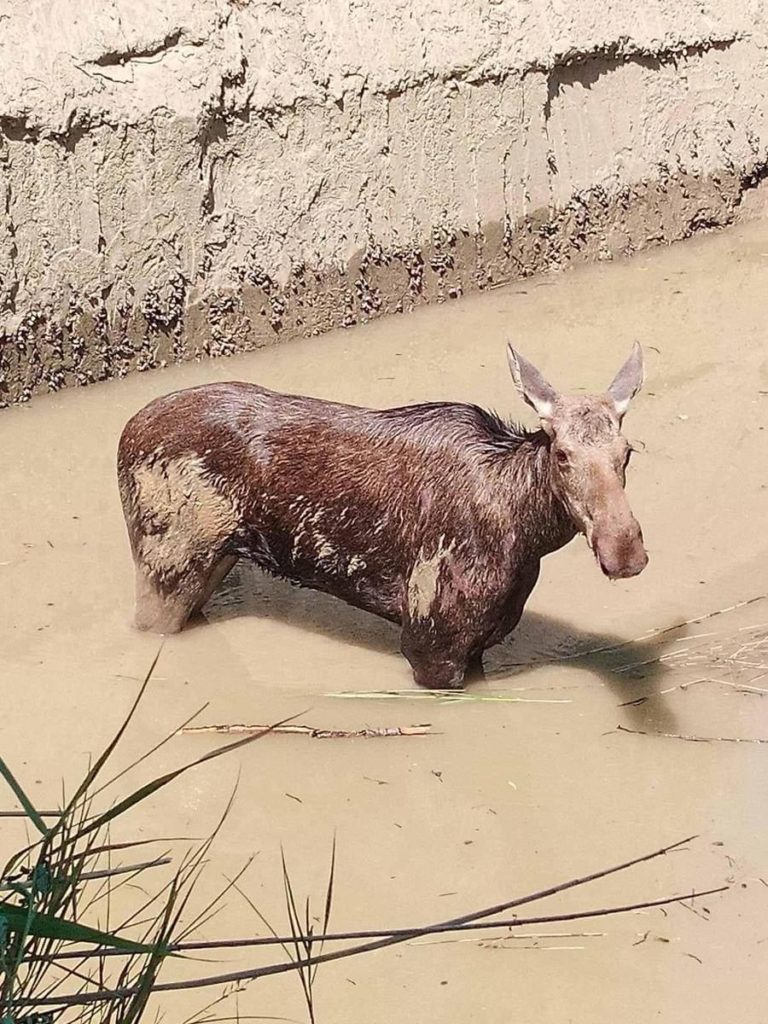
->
[[2, 0, 768, 405]]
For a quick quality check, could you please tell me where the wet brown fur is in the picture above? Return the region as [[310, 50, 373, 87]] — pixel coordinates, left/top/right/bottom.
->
[[117, 351, 646, 690]]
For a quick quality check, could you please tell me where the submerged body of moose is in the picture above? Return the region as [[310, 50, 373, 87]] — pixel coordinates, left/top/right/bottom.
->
[[117, 344, 648, 689]]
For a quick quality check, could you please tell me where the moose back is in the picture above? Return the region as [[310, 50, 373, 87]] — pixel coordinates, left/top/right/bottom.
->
[[117, 344, 648, 689]]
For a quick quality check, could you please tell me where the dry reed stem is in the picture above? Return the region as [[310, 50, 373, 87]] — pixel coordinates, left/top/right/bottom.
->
[[616, 725, 768, 745], [179, 723, 433, 738], [325, 691, 571, 703]]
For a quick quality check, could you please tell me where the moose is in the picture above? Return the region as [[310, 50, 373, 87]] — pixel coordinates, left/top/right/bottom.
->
[[117, 343, 647, 689]]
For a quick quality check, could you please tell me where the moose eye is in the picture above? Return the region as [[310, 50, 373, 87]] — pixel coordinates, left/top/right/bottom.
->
[[555, 449, 570, 468]]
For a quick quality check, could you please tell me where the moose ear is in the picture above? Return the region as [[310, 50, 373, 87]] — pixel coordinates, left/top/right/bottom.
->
[[607, 342, 644, 418], [506, 344, 558, 424]]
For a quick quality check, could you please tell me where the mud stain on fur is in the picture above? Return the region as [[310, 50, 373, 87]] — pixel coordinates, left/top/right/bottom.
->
[[407, 537, 456, 619], [132, 455, 238, 575]]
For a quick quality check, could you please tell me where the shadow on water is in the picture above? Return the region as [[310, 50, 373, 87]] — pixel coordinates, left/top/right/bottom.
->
[[206, 562, 401, 653], [205, 562, 685, 732], [487, 611, 685, 734]]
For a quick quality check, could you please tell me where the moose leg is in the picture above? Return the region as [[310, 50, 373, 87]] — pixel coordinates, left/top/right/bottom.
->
[[401, 648, 469, 690], [133, 554, 236, 634], [400, 624, 477, 691], [401, 560, 542, 687], [134, 564, 193, 634], [121, 449, 240, 633]]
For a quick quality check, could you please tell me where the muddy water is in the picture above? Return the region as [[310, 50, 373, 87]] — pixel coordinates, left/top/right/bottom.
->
[[2, 220, 768, 1022]]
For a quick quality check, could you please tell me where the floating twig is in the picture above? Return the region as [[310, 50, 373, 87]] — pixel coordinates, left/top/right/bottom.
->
[[180, 722, 434, 739], [616, 725, 768, 745], [710, 677, 768, 696], [617, 678, 709, 706], [325, 691, 571, 704]]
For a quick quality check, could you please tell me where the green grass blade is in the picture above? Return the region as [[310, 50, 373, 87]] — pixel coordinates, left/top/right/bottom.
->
[[321, 837, 336, 939], [0, 755, 50, 836], [312, 836, 336, 983], [0, 900, 166, 954]]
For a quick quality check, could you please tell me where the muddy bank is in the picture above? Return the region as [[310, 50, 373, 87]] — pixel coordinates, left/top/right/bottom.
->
[[1, 220, 768, 1021], [3, 1, 768, 404]]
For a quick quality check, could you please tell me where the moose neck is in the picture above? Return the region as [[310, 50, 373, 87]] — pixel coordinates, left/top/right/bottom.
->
[[497, 432, 576, 558]]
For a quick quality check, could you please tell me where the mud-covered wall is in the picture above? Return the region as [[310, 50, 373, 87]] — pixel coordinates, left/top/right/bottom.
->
[[2, 0, 768, 405]]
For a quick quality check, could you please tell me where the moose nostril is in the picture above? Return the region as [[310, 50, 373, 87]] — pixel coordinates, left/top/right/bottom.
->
[[595, 533, 648, 579]]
